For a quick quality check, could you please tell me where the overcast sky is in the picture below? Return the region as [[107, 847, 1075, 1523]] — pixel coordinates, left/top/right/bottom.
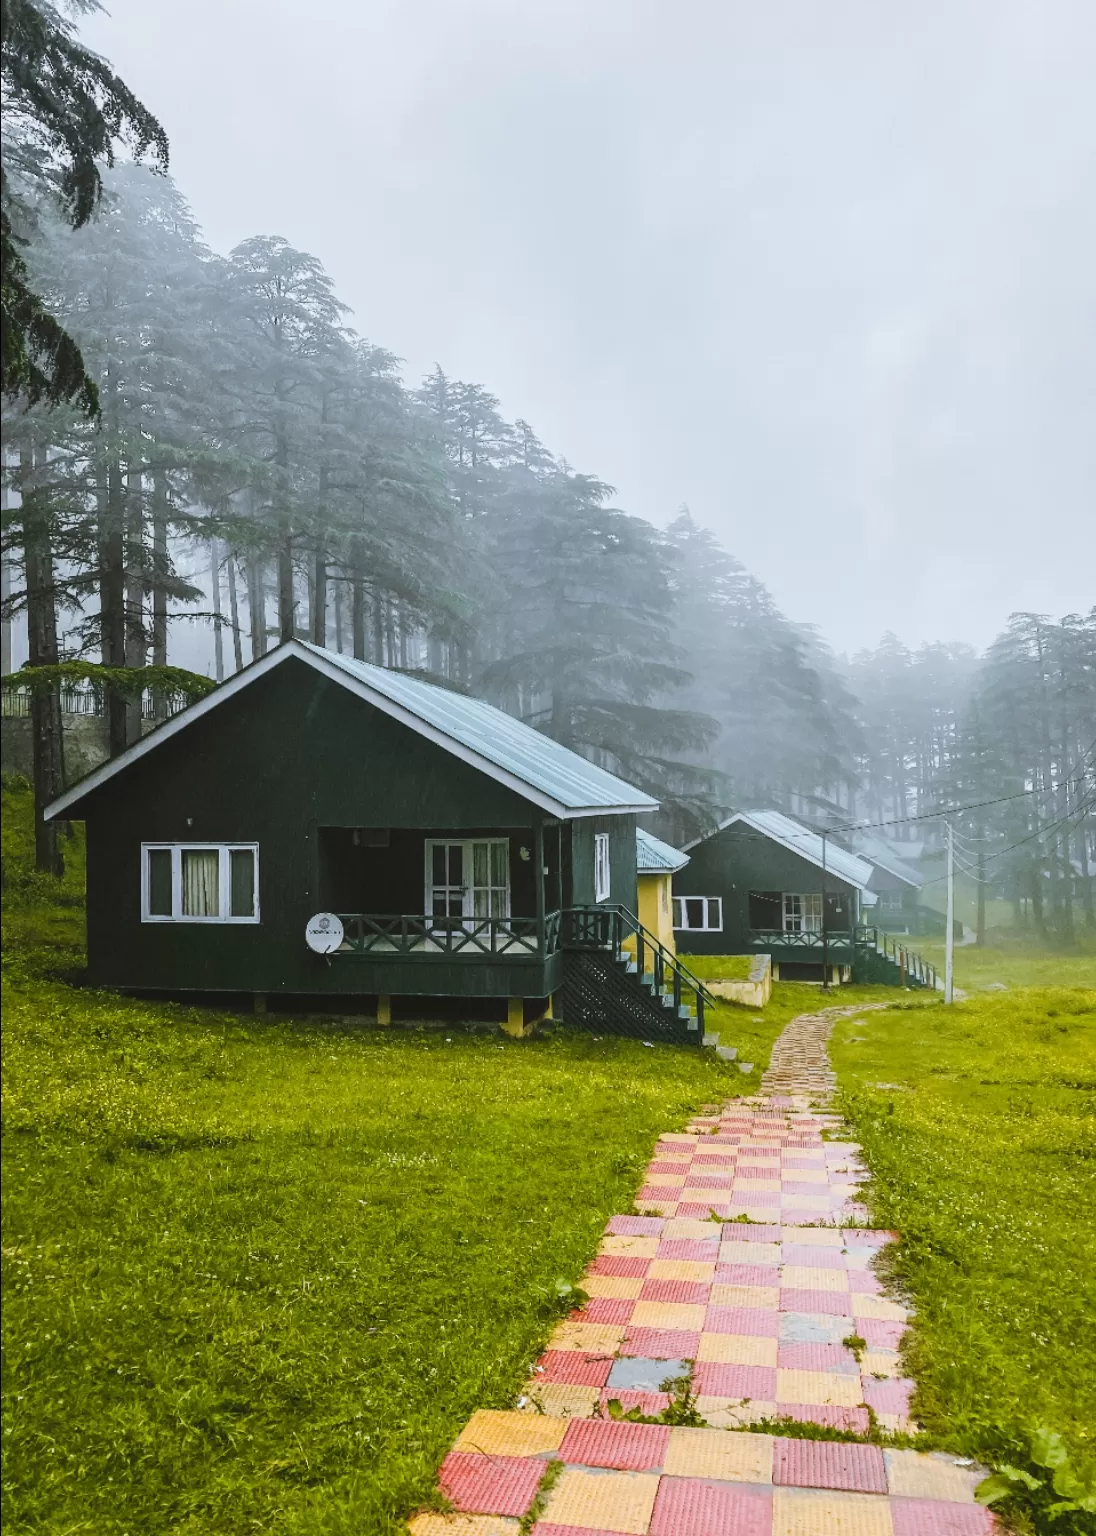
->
[[83, 0, 1095, 657]]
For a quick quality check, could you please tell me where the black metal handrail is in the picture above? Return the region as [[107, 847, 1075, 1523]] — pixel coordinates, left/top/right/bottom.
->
[[334, 912, 561, 957], [562, 904, 715, 1030], [856, 925, 937, 990]]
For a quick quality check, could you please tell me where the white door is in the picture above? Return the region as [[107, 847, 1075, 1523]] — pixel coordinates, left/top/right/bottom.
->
[[426, 840, 510, 928]]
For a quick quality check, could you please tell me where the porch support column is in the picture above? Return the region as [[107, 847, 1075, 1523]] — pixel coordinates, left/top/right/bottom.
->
[[376, 994, 391, 1026], [502, 997, 527, 1037], [534, 819, 546, 951]]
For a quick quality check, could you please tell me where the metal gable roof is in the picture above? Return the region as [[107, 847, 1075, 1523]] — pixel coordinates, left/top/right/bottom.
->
[[635, 827, 690, 873], [684, 809, 874, 890], [304, 645, 657, 814], [849, 832, 923, 889], [44, 641, 657, 821]]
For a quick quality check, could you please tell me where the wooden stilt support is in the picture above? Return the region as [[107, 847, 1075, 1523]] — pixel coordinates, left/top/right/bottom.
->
[[501, 997, 526, 1038], [376, 994, 391, 1026]]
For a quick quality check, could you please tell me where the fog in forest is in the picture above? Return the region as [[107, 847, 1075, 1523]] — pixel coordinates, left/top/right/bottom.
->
[[3, 0, 1094, 932]]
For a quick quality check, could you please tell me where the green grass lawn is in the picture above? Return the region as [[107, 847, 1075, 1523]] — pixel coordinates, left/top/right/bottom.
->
[[2, 782, 753, 1535], [831, 987, 1096, 1505], [914, 935, 1096, 992]]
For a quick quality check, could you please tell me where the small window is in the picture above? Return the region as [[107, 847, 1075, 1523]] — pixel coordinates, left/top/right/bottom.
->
[[594, 832, 611, 902], [672, 896, 723, 931], [142, 844, 259, 923]]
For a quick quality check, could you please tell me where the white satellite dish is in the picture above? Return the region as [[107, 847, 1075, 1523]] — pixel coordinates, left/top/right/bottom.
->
[[305, 912, 344, 954]]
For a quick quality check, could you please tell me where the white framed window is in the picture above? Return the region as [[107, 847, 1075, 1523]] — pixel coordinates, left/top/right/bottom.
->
[[783, 892, 822, 933], [594, 832, 611, 902], [141, 843, 259, 923], [673, 896, 723, 931]]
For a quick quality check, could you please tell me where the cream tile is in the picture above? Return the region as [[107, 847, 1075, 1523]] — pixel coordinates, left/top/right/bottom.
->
[[775, 1368, 864, 1407], [541, 1468, 660, 1534], [664, 1425, 774, 1482], [696, 1332, 778, 1366]]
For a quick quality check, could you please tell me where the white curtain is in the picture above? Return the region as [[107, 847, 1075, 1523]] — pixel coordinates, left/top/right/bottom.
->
[[182, 849, 220, 917]]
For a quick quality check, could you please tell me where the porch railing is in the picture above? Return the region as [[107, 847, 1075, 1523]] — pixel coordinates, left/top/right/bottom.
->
[[747, 925, 937, 989], [563, 904, 715, 1031], [334, 912, 561, 957]]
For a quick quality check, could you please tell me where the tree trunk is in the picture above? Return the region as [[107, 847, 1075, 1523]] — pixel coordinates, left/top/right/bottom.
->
[[124, 468, 146, 746], [227, 554, 244, 673], [277, 532, 295, 644], [210, 538, 225, 682], [333, 572, 343, 654], [98, 450, 128, 756], [22, 445, 65, 874], [312, 546, 327, 646], [151, 473, 169, 717], [247, 555, 267, 660], [371, 587, 384, 664], [385, 599, 396, 669]]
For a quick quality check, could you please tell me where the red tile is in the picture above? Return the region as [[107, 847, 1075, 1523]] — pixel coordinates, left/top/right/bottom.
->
[[638, 1185, 673, 1204], [559, 1417, 670, 1471], [890, 1498, 999, 1535], [775, 1403, 870, 1433], [579, 1297, 637, 1326], [862, 1377, 916, 1415], [779, 1290, 851, 1316], [640, 1278, 711, 1305], [773, 1438, 887, 1494], [678, 1203, 730, 1218], [731, 1189, 782, 1206], [844, 1229, 898, 1245], [620, 1326, 701, 1359], [607, 1214, 664, 1236], [598, 1388, 671, 1417], [847, 1269, 883, 1294], [590, 1255, 652, 1279], [439, 1452, 545, 1516], [856, 1317, 906, 1348], [776, 1342, 860, 1373], [658, 1239, 722, 1261], [705, 1306, 781, 1338], [689, 1174, 738, 1189], [716, 1264, 781, 1287], [536, 1350, 614, 1386], [692, 1362, 777, 1398], [650, 1477, 773, 1536], [728, 1224, 782, 1242]]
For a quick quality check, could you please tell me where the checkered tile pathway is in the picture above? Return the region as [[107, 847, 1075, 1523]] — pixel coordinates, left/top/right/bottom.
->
[[410, 1007, 1000, 1534]]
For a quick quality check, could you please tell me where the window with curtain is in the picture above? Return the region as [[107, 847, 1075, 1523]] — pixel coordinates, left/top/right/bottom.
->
[[142, 845, 259, 922]]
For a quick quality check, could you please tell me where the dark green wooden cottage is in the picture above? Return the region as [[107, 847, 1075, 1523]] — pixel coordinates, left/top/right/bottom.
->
[[45, 641, 711, 1035], [673, 809, 873, 983], [673, 809, 938, 987]]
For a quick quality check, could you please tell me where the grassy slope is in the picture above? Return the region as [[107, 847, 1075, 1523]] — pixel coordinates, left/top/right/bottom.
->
[[2, 784, 751, 1536], [915, 936, 1096, 992], [831, 986, 1096, 1478]]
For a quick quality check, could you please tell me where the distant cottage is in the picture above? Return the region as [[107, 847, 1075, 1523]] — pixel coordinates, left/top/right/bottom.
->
[[673, 810, 937, 988], [45, 641, 711, 1036]]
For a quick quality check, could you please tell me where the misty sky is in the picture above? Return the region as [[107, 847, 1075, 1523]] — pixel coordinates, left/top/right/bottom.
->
[[84, 0, 1096, 656]]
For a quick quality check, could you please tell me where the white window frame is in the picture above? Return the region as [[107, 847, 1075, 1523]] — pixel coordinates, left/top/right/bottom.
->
[[672, 896, 723, 932], [783, 892, 823, 933], [593, 832, 611, 902], [141, 843, 260, 923]]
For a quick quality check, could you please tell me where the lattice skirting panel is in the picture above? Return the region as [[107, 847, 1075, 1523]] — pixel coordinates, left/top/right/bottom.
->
[[558, 950, 698, 1043]]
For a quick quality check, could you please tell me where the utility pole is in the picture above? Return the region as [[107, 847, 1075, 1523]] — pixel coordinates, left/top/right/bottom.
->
[[976, 849, 986, 947], [820, 830, 830, 993], [939, 823, 945, 1001]]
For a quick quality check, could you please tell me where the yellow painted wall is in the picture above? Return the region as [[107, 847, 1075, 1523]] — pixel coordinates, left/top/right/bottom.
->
[[638, 872, 677, 954]]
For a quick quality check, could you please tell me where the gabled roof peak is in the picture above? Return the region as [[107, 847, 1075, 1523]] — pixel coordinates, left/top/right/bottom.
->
[[45, 641, 658, 821]]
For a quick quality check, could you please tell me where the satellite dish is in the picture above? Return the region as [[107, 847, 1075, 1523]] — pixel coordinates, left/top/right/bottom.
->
[[305, 912, 344, 954]]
